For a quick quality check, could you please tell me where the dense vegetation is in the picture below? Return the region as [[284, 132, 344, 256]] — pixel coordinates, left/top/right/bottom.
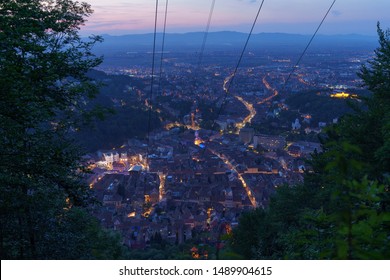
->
[[230, 24, 390, 259], [0, 0, 124, 259], [74, 70, 162, 152], [285, 90, 354, 124]]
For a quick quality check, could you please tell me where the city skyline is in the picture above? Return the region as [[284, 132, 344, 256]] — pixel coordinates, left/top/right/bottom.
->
[[82, 0, 390, 36]]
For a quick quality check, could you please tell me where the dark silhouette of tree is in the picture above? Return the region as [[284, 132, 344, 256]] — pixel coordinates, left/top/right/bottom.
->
[[0, 0, 123, 259]]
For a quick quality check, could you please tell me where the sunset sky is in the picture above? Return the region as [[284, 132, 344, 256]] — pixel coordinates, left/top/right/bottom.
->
[[81, 0, 390, 36]]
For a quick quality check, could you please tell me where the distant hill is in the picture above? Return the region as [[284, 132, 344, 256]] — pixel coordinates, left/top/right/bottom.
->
[[92, 31, 378, 54]]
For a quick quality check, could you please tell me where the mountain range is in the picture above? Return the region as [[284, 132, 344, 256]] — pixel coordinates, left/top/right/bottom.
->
[[92, 31, 378, 54]]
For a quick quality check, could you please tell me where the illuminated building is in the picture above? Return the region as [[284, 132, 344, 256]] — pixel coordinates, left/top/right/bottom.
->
[[330, 92, 358, 99]]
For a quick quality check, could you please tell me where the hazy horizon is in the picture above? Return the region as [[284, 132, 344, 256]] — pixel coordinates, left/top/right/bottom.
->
[[94, 30, 378, 37]]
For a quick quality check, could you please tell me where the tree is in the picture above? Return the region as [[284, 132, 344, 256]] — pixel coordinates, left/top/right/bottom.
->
[[231, 208, 277, 259], [356, 23, 390, 178], [0, 0, 122, 259]]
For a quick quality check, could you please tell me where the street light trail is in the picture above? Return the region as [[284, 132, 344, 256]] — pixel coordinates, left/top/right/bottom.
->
[[158, 172, 166, 201], [235, 95, 256, 133], [258, 75, 278, 105], [208, 148, 257, 208]]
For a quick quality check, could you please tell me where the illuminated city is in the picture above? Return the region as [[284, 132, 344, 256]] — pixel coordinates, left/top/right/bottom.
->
[[83, 39, 370, 251]]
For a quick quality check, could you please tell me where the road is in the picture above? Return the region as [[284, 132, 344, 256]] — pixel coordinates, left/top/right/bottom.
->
[[223, 74, 257, 133], [208, 148, 257, 208], [158, 172, 166, 201], [258, 75, 279, 105], [234, 95, 256, 133]]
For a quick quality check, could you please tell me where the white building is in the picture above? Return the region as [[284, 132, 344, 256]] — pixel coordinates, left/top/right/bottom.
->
[[120, 152, 128, 161], [113, 152, 120, 162], [292, 118, 301, 130], [103, 152, 114, 165]]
